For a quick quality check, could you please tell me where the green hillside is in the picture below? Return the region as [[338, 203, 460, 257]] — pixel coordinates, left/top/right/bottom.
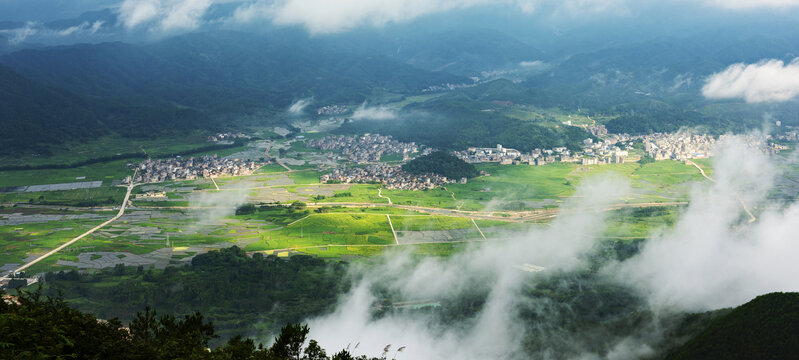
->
[[666, 292, 799, 360]]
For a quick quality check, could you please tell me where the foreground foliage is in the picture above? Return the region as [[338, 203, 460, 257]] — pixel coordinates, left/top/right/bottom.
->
[[402, 151, 479, 179], [0, 288, 382, 359], [42, 247, 348, 340]]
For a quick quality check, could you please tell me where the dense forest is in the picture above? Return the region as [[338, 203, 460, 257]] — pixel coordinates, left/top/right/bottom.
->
[[338, 98, 592, 152], [665, 292, 799, 360], [0, 288, 382, 359], [12, 243, 799, 359], [40, 247, 349, 341], [402, 151, 479, 179]]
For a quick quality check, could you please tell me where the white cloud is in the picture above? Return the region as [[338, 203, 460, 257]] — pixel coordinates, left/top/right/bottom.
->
[[708, 0, 799, 9], [57, 21, 104, 36], [5, 22, 38, 45], [118, 0, 214, 32], [234, 0, 544, 34], [106, 0, 799, 35], [351, 103, 397, 120], [702, 59, 799, 103], [307, 176, 630, 359], [611, 135, 799, 311], [288, 98, 312, 114]]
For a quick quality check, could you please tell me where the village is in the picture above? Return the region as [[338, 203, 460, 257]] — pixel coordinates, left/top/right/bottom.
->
[[316, 105, 349, 116], [206, 132, 250, 143], [128, 128, 788, 190], [320, 164, 455, 190], [124, 155, 258, 184], [306, 133, 430, 163]]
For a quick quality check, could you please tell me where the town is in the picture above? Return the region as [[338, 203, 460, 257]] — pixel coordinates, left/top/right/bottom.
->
[[206, 132, 250, 143], [306, 134, 430, 163], [320, 164, 456, 190], [124, 155, 258, 184], [316, 105, 349, 116]]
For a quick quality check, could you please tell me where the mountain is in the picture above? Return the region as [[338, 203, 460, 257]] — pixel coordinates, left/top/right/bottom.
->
[[666, 292, 799, 360], [0, 31, 467, 112], [0, 63, 216, 154], [0, 63, 103, 153], [315, 27, 549, 77], [393, 28, 549, 76]]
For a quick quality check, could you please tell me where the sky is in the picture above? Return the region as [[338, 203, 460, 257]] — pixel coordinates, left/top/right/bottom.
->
[[3, 0, 799, 34]]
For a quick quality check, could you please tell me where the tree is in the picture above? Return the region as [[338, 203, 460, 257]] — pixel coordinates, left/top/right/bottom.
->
[[268, 323, 309, 360]]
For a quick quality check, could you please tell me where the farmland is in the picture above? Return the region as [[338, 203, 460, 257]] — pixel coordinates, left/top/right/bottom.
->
[[0, 135, 720, 275]]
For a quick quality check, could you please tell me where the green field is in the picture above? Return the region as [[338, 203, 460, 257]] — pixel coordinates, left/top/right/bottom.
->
[[0, 134, 212, 168], [0, 214, 110, 266], [0, 160, 132, 188], [244, 213, 395, 251], [0, 186, 127, 206], [321, 184, 388, 204], [391, 216, 475, 231], [287, 170, 323, 185], [258, 164, 289, 173]]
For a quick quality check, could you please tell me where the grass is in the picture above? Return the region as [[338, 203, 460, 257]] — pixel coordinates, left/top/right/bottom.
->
[[603, 206, 681, 240], [630, 160, 703, 197], [0, 186, 127, 206], [380, 153, 405, 163], [0, 217, 109, 266], [0, 133, 212, 168], [324, 206, 424, 215], [244, 213, 394, 251], [391, 216, 474, 231], [320, 184, 387, 204], [0, 160, 132, 188], [287, 170, 322, 185], [258, 164, 288, 173], [383, 188, 460, 209], [386, 93, 443, 109]]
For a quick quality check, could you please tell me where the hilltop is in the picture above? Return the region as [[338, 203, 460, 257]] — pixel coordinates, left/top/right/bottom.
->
[[666, 292, 799, 360]]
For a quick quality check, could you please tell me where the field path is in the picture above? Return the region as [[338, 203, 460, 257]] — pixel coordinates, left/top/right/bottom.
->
[[471, 218, 487, 240], [686, 160, 756, 223], [378, 188, 392, 204], [264, 140, 293, 172], [2, 179, 138, 278], [386, 214, 399, 244]]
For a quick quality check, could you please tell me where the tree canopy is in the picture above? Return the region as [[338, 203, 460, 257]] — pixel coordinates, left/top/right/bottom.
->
[[402, 151, 479, 179]]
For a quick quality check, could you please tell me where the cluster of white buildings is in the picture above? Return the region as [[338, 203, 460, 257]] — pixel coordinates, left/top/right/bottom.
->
[[641, 133, 715, 160], [453, 142, 628, 166], [206, 132, 250, 143], [307, 134, 427, 164], [320, 164, 457, 190], [125, 155, 258, 184], [316, 105, 349, 116]]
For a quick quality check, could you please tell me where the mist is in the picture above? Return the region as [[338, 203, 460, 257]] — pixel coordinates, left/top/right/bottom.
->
[[351, 103, 398, 121], [288, 98, 313, 115], [307, 176, 631, 359], [611, 136, 799, 311], [301, 134, 799, 359], [188, 181, 251, 228]]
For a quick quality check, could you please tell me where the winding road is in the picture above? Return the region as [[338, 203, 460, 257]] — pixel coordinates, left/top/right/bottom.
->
[[686, 160, 756, 223], [2, 179, 138, 278]]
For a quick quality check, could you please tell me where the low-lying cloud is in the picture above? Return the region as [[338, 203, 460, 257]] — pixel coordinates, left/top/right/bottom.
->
[[92, 0, 799, 36], [708, 0, 799, 9], [301, 134, 799, 358], [351, 103, 397, 121], [612, 135, 799, 311], [702, 58, 799, 103], [307, 176, 630, 359], [118, 0, 213, 32], [288, 98, 312, 115], [234, 0, 538, 34], [0, 20, 105, 46]]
